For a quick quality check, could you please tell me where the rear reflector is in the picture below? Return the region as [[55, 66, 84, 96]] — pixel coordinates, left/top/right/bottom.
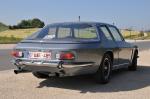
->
[[59, 52, 75, 60], [11, 50, 23, 58]]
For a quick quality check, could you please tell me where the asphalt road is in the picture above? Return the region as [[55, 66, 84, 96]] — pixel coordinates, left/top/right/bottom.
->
[[0, 41, 150, 99], [0, 41, 150, 71], [0, 49, 15, 71], [0, 49, 150, 99]]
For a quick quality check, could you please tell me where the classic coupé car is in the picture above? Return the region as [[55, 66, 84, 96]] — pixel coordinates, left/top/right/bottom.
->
[[11, 22, 138, 84]]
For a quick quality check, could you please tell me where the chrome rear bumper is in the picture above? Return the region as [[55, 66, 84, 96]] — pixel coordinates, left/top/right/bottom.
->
[[12, 59, 95, 76], [12, 59, 94, 68]]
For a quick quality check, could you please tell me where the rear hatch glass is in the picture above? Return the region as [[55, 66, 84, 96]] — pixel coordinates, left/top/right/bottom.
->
[[26, 23, 99, 42]]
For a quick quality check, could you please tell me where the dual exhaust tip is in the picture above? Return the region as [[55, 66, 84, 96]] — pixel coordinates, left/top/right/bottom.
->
[[14, 69, 28, 74], [14, 69, 22, 74]]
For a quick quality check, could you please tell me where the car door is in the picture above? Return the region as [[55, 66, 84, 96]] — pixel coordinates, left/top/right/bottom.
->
[[107, 26, 132, 65], [99, 25, 119, 66]]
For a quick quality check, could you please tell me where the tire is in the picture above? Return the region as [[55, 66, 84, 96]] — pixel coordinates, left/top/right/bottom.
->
[[95, 54, 112, 84], [32, 71, 50, 79], [128, 51, 138, 71]]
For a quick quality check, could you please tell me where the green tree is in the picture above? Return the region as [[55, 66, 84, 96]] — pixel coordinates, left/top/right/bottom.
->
[[9, 18, 45, 29], [18, 20, 32, 28], [31, 18, 45, 28]]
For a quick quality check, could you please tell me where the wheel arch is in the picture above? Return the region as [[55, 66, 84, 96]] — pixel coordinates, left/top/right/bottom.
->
[[103, 51, 114, 63], [131, 47, 139, 62]]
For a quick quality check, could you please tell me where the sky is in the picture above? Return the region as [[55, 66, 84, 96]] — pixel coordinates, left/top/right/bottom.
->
[[0, 0, 150, 30]]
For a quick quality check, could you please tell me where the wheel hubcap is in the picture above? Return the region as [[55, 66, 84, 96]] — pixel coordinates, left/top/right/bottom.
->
[[103, 58, 111, 79]]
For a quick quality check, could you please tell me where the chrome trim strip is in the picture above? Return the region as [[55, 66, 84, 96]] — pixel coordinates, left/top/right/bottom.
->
[[113, 63, 129, 67], [63, 63, 94, 68]]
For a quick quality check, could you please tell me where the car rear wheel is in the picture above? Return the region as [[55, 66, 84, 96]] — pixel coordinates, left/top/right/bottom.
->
[[32, 71, 50, 79], [95, 54, 112, 84], [128, 51, 138, 71]]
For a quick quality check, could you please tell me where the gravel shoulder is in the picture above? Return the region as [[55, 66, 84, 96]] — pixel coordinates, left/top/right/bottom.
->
[[0, 51, 150, 99]]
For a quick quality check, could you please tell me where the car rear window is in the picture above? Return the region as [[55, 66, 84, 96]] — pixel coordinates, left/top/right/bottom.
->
[[27, 24, 98, 41]]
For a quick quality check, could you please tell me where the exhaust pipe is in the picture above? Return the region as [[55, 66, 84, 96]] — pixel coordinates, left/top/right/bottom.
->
[[14, 69, 29, 74], [57, 61, 64, 69], [14, 69, 23, 74]]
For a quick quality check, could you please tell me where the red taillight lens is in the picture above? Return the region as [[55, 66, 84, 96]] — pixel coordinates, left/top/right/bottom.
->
[[11, 50, 23, 58], [60, 52, 75, 60]]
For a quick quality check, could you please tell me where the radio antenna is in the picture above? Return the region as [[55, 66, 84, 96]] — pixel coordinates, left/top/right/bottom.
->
[[78, 16, 80, 22]]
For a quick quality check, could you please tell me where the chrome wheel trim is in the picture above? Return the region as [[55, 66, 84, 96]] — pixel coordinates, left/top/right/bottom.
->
[[103, 57, 111, 79]]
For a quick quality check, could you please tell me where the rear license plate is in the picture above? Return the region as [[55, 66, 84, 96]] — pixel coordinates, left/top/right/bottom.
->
[[29, 51, 51, 60]]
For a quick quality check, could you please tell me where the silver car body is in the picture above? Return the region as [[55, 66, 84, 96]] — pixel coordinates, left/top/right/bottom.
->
[[12, 22, 138, 76]]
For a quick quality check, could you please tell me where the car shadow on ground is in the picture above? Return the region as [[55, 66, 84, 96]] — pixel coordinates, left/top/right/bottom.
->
[[37, 65, 150, 93]]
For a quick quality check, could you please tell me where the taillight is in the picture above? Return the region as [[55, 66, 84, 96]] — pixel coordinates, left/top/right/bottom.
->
[[58, 52, 75, 60], [11, 50, 23, 58]]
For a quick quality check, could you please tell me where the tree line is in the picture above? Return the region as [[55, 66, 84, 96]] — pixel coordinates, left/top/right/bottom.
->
[[9, 18, 45, 29]]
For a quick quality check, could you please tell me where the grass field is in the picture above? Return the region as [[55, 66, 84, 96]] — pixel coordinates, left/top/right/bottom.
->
[[0, 28, 40, 38], [121, 30, 150, 40], [0, 22, 8, 32], [0, 28, 40, 43], [121, 30, 140, 37], [0, 28, 150, 43], [0, 36, 22, 44]]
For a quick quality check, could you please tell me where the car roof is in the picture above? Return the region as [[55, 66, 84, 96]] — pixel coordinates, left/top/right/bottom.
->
[[47, 22, 114, 27]]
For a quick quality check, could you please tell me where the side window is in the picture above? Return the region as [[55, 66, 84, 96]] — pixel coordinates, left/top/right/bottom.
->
[[100, 26, 113, 40], [57, 27, 71, 38], [74, 27, 97, 39], [108, 26, 123, 41]]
